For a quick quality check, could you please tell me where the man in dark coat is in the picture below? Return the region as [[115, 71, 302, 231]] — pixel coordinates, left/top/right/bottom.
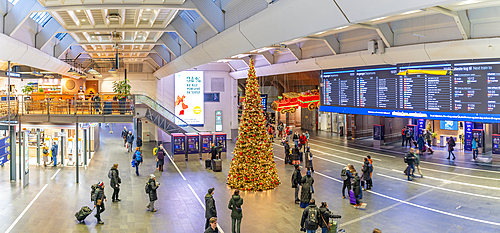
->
[[146, 174, 159, 212], [318, 202, 341, 231], [228, 190, 243, 233], [94, 182, 107, 224], [205, 188, 217, 231], [405, 148, 416, 181], [109, 164, 121, 202], [121, 126, 128, 147], [136, 136, 143, 152], [300, 170, 314, 208], [126, 131, 135, 153], [291, 164, 302, 204], [361, 158, 372, 191], [300, 199, 320, 232], [204, 217, 218, 233], [284, 141, 291, 164], [352, 173, 362, 207], [51, 142, 58, 167], [156, 144, 166, 172]]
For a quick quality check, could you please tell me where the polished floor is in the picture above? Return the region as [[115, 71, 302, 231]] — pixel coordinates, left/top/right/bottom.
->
[[1, 125, 500, 232]]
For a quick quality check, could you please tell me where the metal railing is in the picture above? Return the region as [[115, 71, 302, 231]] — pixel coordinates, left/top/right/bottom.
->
[[134, 94, 199, 133]]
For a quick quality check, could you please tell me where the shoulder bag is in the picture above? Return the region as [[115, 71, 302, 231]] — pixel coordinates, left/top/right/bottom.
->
[[321, 212, 331, 231]]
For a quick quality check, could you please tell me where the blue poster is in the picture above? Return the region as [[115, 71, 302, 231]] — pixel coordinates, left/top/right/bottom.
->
[[464, 121, 473, 151], [493, 134, 500, 154], [417, 119, 425, 139], [0, 137, 10, 166]]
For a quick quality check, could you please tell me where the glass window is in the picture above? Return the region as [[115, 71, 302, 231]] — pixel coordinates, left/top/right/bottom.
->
[[30, 12, 52, 27], [55, 33, 67, 41], [167, 32, 179, 41], [8, 0, 20, 5], [179, 10, 200, 26]]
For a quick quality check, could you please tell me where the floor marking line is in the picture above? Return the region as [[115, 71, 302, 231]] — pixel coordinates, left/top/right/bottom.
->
[[50, 169, 61, 180], [5, 184, 49, 233], [166, 154, 186, 181], [377, 173, 500, 200], [419, 167, 500, 181], [188, 184, 225, 233], [307, 142, 383, 161]]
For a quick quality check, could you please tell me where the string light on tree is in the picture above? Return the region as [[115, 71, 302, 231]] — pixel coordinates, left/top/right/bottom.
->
[[227, 57, 280, 191]]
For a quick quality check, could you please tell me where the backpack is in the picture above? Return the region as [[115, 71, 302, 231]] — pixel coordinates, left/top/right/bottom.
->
[[90, 184, 99, 201], [135, 151, 142, 162], [108, 169, 113, 179], [43, 148, 48, 154], [368, 164, 373, 173], [153, 147, 158, 156], [341, 168, 348, 181], [145, 182, 150, 194], [451, 140, 456, 147], [306, 207, 319, 225]]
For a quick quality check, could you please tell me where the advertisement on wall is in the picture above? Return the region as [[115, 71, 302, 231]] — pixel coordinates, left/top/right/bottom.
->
[[464, 121, 473, 151], [175, 71, 204, 126], [493, 134, 500, 154], [0, 137, 10, 166]]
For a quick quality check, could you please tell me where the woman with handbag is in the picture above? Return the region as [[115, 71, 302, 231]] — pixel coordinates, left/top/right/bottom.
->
[[228, 189, 243, 233], [319, 202, 341, 233]]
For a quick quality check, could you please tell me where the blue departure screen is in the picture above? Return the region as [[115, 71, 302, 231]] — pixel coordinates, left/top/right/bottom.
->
[[440, 120, 458, 130]]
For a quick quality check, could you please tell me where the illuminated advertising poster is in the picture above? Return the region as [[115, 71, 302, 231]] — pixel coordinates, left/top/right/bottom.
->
[[175, 71, 204, 126]]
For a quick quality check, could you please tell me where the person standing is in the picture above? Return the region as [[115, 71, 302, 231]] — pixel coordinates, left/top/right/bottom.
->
[[341, 164, 353, 199], [292, 144, 300, 165], [136, 136, 143, 153], [94, 182, 107, 224], [414, 150, 424, 178], [228, 190, 243, 233], [305, 147, 314, 173], [472, 137, 479, 160], [205, 217, 218, 233], [447, 137, 456, 160], [51, 142, 58, 167], [405, 128, 413, 148], [109, 164, 121, 202], [300, 170, 314, 208], [291, 164, 302, 204], [417, 134, 425, 155], [132, 148, 142, 176], [401, 126, 407, 147], [284, 140, 291, 164], [42, 143, 49, 167], [156, 144, 166, 172], [318, 202, 341, 233], [300, 133, 307, 152], [146, 174, 159, 212], [277, 122, 283, 138], [352, 173, 363, 208], [405, 148, 416, 181], [293, 132, 300, 147], [121, 126, 128, 147], [361, 158, 372, 191], [217, 140, 223, 159], [300, 199, 320, 233], [367, 156, 373, 188], [305, 131, 310, 147], [210, 143, 218, 166], [126, 131, 135, 153], [205, 188, 217, 231]]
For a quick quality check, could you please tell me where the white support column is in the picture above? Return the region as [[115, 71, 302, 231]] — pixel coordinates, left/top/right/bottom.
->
[[153, 45, 171, 63], [169, 18, 196, 48], [36, 18, 66, 50], [158, 32, 180, 57], [189, 0, 224, 33], [4, 0, 44, 36]]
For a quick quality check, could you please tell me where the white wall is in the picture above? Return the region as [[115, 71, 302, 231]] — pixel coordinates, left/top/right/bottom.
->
[[99, 72, 157, 99]]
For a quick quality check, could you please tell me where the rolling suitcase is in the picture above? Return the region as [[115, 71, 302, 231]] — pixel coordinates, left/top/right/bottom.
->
[[212, 159, 222, 172], [349, 190, 356, 205], [75, 206, 93, 222], [205, 159, 212, 169], [328, 220, 338, 233]]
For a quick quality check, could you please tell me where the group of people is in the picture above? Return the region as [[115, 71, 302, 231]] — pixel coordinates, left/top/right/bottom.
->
[[42, 141, 59, 167], [204, 187, 244, 233], [340, 156, 373, 208], [401, 126, 434, 155], [284, 139, 314, 172]]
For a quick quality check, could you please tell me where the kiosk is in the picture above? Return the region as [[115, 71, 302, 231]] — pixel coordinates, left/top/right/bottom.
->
[[492, 134, 500, 154], [373, 125, 384, 148], [199, 132, 213, 160], [214, 132, 227, 159], [171, 133, 186, 161], [185, 133, 200, 161]]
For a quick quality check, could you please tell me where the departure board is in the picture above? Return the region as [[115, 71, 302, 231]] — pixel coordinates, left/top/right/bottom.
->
[[320, 59, 500, 122]]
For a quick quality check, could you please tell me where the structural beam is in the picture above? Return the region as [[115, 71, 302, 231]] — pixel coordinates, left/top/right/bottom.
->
[[55, 36, 77, 58], [84, 10, 95, 27], [153, 45, 171, 63], [162, 9, 179, 27], [158, 32, 181, 57], [169, 17, 196, 48], [261, 51, 274, 65], [430, 7, 470, 40], [190, 0, 224, 33], [41, 3, 197, 11], [5, 0, 44, 36], [287, 44, 302, 60], [323, 35, 340, 55], [356, 23, 393, 47], [36, 18, 66, 50]]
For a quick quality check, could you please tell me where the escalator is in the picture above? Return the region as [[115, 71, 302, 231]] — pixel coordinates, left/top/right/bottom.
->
[[134, 94, 199, 135]]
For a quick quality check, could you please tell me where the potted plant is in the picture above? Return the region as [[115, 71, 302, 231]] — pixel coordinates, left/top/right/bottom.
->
[[21, 85, 35, 95], [112, 79, 131, 114]]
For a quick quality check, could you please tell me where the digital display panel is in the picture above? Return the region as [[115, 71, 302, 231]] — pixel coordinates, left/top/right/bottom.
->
[[440, 120, 458, 130], [320, 59, 500, 122], [175, 71, 204, 126]]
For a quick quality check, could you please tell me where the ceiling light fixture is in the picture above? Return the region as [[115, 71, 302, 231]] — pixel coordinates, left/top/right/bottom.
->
[[146, 9, 151, 11], [76, 10, 81, 12], [108, 67, 118, 75], [81, 19, 85, 22]]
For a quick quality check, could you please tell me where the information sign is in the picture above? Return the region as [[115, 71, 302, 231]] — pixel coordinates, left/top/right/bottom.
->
[[175, 71, 204, 125]]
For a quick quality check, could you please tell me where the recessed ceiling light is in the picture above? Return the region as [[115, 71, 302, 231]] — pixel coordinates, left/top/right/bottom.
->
[[76, 10, 81, 12], [371, 16, 387, 21], [146, 9, 151, 11], [81, 19, 85, 21], [135, 46, 138, 48], [91, 36, 95, 38], [142, 18, 148, 21]]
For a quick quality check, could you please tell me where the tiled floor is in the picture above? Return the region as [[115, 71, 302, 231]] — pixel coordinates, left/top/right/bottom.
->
[[1, 124, 500, 233]]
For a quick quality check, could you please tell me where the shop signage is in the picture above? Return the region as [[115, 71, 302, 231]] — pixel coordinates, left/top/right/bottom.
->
[[215, 110, 222, 132], [464, 121, 473, 151], [261, 94, 267, 111], [1, 71, 21, 78], [174, 71, 204, 126], [0, 137, 10, 166]]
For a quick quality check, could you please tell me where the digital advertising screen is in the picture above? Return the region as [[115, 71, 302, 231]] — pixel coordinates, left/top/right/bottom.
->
[[320, 59, 500, 123], [440, 120, 458, 130], [175, 71, 204, 126]]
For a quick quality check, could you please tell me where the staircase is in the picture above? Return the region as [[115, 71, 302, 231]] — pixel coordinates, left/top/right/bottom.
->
[[134, 94, 199, 135]]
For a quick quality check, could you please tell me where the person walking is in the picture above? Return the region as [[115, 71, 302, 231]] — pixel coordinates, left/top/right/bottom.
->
[[472, 137, 479, 161], [405, 148, 416, 181], [108, 164, 121, 202], [424, 129, 432, 148], [94, 182, 107, 224], [136, 136, 143, 153], [121, 126, 128, 147], [293, 132, 300, 147], [228, 190, 243, 233], [205, 188, 217, 231], [284, 140, 291, 164], [305, 131, 310, 147], [299, 133, 307, 152], [367, 156, 373, 188], [300, 199, 320, 233], [126, 131, 135, 153], [146, 174, 159, 212], [447, 137, 456, 160], [414, 150, 424, 178], [318, 202, 341, 233], [300, 170, 314, 208], [277, 122, 283, 138], [291, 164, 302, 204], [132, 148, 142, 176], [205, 217, 218, 233], [417, 134, 425, 155], [401, 126, 407, 147], [305, 147, 314, 172], [405, 128, 413, 148], [42, 143, 49, 167], [341, 164, 353, 199], [51, 142, 58, 167], [361, 158, 372, 190], [156, 144, 166, 172]]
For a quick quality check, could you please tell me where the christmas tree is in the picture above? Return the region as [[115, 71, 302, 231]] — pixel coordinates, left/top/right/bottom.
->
[[227, 58, 281, 191]]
